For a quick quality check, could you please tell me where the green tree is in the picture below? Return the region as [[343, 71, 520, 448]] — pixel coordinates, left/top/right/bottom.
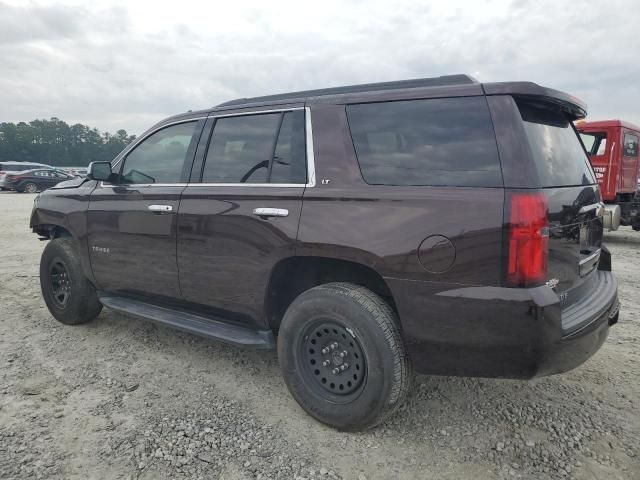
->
[[0, 118, 136, 167]]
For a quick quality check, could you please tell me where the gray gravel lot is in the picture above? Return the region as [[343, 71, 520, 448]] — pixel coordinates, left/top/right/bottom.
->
[[0, 191, 638, 480]]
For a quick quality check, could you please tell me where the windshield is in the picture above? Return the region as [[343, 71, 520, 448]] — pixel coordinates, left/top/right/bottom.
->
[[517, 101, 596, 187]]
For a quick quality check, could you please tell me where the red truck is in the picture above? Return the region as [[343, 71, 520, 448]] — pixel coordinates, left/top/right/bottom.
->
[[577, 120, 640, 231]]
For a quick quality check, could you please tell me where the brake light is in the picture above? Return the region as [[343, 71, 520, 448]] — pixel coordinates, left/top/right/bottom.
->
[[507, 192, 549, 287]]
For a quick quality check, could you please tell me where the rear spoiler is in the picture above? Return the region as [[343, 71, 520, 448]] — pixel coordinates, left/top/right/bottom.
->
[[482, 82, 587, 120]]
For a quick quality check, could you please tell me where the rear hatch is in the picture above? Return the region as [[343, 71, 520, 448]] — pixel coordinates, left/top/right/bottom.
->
[[516, 99, 603, 314]]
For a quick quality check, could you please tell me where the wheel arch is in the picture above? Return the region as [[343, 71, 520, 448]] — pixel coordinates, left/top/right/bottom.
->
[[32, 220, 96, 285], [32, 224, 73, 240], [264, 255, 397, 332]]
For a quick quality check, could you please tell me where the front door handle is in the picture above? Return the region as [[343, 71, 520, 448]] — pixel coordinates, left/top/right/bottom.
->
[[148, 204, 173, 213], [253, 207, 289, 218]]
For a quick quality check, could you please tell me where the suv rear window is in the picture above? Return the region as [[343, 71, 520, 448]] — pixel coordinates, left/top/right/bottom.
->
[[346, 97, 502, 187], [517, 100, 595, 187]]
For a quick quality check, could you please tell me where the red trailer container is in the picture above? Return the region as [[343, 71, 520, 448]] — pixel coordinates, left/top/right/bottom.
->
[[577, 120, 640, 230]]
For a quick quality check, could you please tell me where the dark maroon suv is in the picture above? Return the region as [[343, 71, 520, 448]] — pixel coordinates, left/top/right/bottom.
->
[[31, 74, 619, 430]]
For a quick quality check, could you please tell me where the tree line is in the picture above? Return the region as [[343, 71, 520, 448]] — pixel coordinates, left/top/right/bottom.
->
[[0, 118, 136, 167]]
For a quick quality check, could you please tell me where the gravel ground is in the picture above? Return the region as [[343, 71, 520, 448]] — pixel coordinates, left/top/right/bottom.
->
[[0, 191, 638, 480]]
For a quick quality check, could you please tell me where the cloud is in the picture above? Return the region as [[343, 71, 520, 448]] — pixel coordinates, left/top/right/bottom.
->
[[0, 2, 82, 44], [0, 0, 638, 135]]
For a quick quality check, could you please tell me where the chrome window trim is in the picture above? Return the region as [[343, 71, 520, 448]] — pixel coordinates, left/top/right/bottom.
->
[[100, 107, 316, 189], [99, 183, 189, 188], [304, 106, 316, 187], [209, 106, 304, 118], [187, 183, 306, 188]]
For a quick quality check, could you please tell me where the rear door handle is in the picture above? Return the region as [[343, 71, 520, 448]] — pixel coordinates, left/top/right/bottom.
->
[[253, 207, 289, 217], [148, 204, 173, 213]]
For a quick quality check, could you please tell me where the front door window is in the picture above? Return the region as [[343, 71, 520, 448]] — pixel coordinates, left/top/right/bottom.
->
[[120, 122, 197, 184]]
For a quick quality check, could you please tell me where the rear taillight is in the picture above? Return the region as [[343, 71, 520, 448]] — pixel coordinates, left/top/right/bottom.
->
[[507, 192, 549, 287]]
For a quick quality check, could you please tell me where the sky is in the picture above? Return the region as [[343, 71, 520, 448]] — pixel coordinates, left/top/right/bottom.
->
[[1, 0, 639, 135]]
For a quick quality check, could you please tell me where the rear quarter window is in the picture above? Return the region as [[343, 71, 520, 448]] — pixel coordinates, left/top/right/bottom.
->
[[346, 96, 502, 187]]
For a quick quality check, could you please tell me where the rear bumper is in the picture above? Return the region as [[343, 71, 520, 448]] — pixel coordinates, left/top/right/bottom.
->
[[387, 270, 618, 379], [536, 289, 617, 377]]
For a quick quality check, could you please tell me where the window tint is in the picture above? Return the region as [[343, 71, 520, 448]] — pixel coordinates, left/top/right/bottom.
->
[[270, 110, 307, 184], [120, 122, 197, 184], [202, 111, 306, 184], [623, 133, 638, 157], [518, 101, 595, 187], [346, 97, 502, 187]]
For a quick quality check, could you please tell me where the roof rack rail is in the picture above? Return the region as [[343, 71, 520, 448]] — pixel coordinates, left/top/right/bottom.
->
[[216, 74, 477, 108]]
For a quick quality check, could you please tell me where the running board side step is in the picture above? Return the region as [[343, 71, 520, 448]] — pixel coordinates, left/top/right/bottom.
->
[[98, 295, 275, 349]]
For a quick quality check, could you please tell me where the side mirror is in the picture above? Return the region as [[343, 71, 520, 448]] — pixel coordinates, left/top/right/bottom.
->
[[87, 162, 113, 182]]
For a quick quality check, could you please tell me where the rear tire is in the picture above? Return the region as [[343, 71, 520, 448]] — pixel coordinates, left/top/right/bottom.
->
[[278, 282, 411, 431], [40, 238, 102, 325]]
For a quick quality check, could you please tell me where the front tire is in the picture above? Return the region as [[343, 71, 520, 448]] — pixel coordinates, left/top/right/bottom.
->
[[40, 238, 102, 325], [278, 282, 411, 431]]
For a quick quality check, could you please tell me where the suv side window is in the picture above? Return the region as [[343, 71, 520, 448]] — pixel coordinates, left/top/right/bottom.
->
[[120, 122, 197, 184], [202, 110, 306, 184], [346, 97, 502, 187]]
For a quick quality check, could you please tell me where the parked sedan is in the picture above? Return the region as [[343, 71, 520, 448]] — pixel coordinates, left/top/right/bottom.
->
[[4, 169, 75, 193], [0, 162, 52, 190]]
